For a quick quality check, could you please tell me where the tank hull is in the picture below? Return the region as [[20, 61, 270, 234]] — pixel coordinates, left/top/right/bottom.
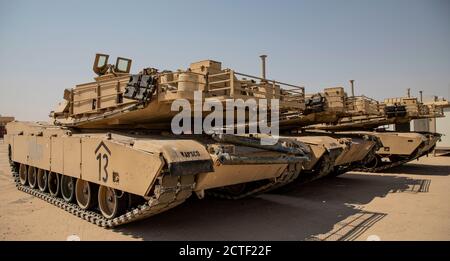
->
[[335, 131, 441, 172], [5, 121, 308, 226]]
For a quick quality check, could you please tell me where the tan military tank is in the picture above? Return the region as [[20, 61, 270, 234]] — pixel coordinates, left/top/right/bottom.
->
[[212, 94, 382, 198], [217, 84, 381, 194], [203, 57, 378, 197], [212, 83, 379, 188], [310, 87, 447, 173], [293, 131, 381, 177], [5, 54, 312, 227], [274, 84, 382, 180], [207, 133, 345, 198]]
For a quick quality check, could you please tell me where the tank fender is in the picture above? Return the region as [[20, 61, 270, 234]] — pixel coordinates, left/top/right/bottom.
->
[[133, 139, 214, 176]]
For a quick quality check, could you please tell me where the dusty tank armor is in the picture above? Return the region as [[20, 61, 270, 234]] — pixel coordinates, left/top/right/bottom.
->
[[5, 53, 447, 227], [304, 91, 447, 173], [202, 80, 379, 197], [6, 54, 314, 227], [263, 87, 382, 183]]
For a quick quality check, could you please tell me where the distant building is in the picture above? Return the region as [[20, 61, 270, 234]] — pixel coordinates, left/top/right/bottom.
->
[[411, 96, 450, 150], [435, 107, 450, 149]]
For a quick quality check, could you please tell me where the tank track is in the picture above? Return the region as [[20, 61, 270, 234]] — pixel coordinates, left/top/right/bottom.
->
[[330, 149, 378, 177], [206, 162, 300, 199], [9, 162, 195, 228], [278, 152, 336, 188], [207, 150, 339, 199], [208, 149, 339, 199], [352, 144, 436, 173], [207, 146, 339, 199], [269, 152, 341, 193]]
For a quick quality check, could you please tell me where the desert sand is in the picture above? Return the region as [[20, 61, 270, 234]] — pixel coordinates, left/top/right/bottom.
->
[[1, 139, 449, 241]]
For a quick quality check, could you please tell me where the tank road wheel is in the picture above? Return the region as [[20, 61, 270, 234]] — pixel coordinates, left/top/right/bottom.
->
[[98, 186, 128, 219], [27, 166, 38, 189], [48, 172, 60, 197], [37, 169, 48, 192], [364, 155, 381, 169], [61, 175, 76, 202], [19, 164, 28, 185], [75, 179, 98, 210]]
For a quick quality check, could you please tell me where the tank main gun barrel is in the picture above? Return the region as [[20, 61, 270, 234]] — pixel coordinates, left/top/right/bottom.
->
[[218, 154, 307, 165], [212, 133, 310, 156]]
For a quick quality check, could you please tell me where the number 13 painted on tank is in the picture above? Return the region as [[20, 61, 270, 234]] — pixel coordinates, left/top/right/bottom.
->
[[95, 141, 111, 183]]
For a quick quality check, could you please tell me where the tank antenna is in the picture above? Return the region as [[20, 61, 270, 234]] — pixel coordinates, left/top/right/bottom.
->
[[349, 80, 355, 97], [259, 55, 267, 81]]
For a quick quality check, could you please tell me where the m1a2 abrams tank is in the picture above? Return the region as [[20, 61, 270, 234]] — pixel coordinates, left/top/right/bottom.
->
[[311, 87, 447, 173], [5, 54, 312, 227], [206, 82, 379, 191], [223, 96, 382, 195], [217, 83, 381, 194], [208, 133, 345, 199], [202, 57, 371, 197], [292, 131, 381, 177], [276, 85, 382, 180], [349, 95, 445, 172]]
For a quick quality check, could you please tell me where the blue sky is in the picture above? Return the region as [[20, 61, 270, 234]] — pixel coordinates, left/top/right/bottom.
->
[[1, 0, 449, 120]]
